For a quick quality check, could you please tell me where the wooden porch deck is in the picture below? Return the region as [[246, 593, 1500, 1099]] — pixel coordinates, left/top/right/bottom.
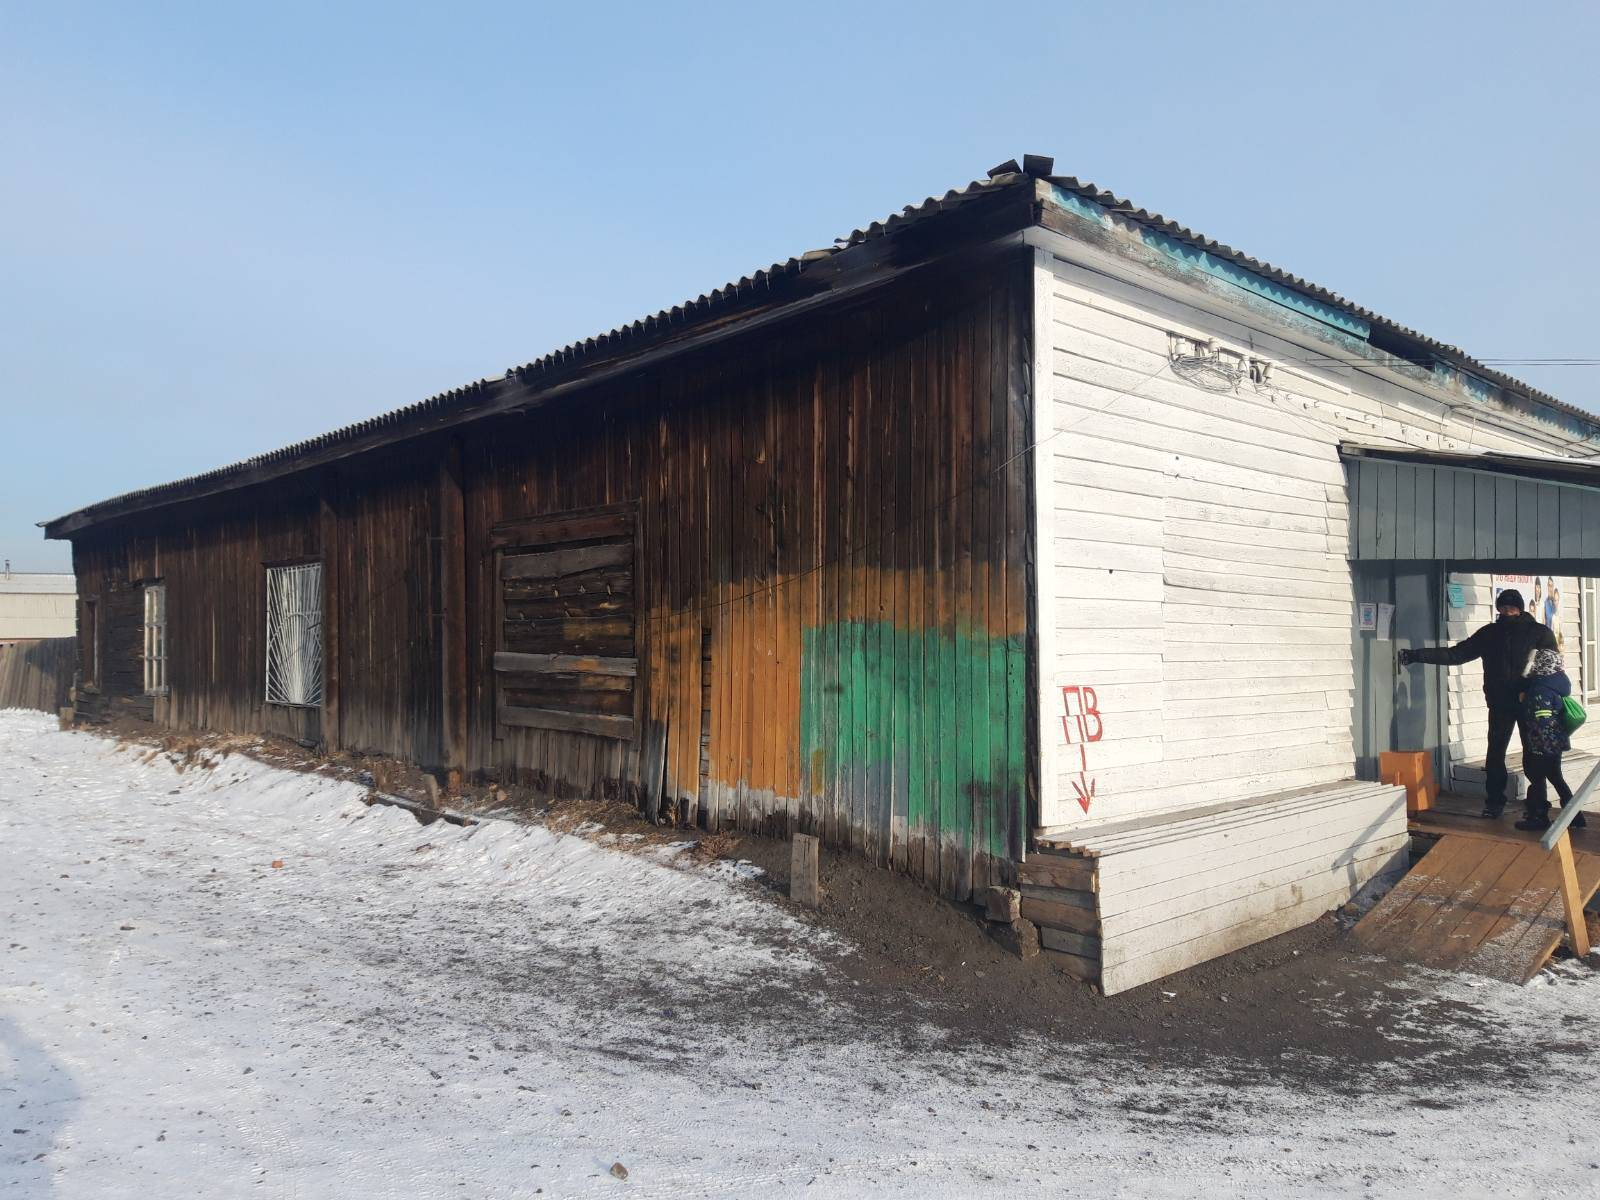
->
[[1410, 789, 1599, 855], [1351, 793, 1600, 982]]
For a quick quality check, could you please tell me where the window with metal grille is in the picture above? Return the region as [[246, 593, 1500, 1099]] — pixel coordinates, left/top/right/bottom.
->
[[143, 584, 167, 695], [266, 563, 324, 707]]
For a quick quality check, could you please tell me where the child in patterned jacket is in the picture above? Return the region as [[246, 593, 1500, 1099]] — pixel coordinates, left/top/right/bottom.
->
[[1518, 648, 1586, 832]]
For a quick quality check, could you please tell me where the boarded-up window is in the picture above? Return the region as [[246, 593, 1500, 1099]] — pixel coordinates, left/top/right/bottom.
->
[[101, 585, 146, 699], [492, 502, 636, 740], [266, 562, 324, 707], [143, 584, 167, 695]]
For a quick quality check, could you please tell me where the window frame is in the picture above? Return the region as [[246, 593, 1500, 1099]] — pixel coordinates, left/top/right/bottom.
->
[[1583, 577, 1600, 702], [143, 583, 168, 696], [265, 561, 325, 709]]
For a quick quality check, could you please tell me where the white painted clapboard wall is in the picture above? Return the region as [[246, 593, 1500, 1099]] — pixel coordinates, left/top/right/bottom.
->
[[1034, 247, 1595, 834]]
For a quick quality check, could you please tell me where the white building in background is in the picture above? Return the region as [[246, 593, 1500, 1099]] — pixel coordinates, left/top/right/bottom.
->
[[0, 565, 77, 642]]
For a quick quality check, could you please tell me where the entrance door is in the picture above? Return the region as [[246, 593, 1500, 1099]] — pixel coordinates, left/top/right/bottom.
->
[[1353, 562, 1446, 783]]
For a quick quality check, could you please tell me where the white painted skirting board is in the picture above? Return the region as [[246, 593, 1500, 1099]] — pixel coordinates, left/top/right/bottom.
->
[[1036, 780, 1410, 996]]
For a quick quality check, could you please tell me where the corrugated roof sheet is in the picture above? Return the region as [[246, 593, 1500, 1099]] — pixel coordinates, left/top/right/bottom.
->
[[46, 170, 1024, 533], [1343, 444, 1600, 488], [44, 157, 1598, 535], [1043, 174, 1596, 427], [502, 171, 1015, 385]]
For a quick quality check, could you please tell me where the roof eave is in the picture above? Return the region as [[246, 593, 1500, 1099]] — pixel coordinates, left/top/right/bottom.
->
[[43, 177, 1038, 540], [1033, 177, 1600, 443]]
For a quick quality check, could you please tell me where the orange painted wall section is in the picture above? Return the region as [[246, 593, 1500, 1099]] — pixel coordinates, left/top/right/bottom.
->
[[465, 260, 1036, 898]]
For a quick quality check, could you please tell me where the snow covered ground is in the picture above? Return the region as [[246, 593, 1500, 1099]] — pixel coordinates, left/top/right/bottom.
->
[[3, 708, 1600, 1198]]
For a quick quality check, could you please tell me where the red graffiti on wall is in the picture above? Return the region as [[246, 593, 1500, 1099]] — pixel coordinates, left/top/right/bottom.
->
[[1060, 685, 1103, 814]]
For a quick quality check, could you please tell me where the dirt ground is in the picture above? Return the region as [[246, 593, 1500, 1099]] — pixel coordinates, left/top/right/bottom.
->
[[83, 716, 1599, 1100], [730, 833, 1600, 1094]]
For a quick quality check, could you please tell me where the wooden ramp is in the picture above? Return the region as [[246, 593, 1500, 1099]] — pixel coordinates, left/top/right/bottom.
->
[[1353, 833, 1600, 982]]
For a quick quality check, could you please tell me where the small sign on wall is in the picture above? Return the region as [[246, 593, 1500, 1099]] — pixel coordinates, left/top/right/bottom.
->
[[1376, 602, 1395, 641], [1358, 602, 1377, 632], [1447, 582, 1465, 609]]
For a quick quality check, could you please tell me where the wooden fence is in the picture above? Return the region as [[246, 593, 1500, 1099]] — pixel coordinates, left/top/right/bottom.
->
[[0, 637, 77, 713]]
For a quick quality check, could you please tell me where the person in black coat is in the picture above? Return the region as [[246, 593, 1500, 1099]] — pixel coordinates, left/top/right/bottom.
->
[[1398, 588, 1558, 819]]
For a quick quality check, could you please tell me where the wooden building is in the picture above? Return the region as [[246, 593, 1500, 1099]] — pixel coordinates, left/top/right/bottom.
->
[[46, 156, 1600, 992]]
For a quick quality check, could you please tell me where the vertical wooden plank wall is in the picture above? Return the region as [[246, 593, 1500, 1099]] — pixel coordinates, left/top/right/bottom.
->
[[438, 443, 469, 773], [68, 463, 443, 755], [71, 492, 324, 740], [65, 259, 1033, 902], [332, 456, 443, 762], [319, 485, 342, 750], [462, 261, 1033, 897]]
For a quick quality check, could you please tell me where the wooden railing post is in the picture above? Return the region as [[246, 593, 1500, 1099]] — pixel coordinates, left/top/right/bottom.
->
[[1542, 760, 1600, 958], [1554, 831, 1591, 958]]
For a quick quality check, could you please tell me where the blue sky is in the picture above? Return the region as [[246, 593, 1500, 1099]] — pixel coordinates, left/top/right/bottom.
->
[[3, 1, 1596, 571]]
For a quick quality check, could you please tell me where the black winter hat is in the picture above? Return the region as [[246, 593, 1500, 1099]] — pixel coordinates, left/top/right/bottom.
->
[[1496, 589, 1525, 611]]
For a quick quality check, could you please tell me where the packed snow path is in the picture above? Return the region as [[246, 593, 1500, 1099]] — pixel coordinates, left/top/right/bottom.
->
[[3, 710, 1600, 1198]]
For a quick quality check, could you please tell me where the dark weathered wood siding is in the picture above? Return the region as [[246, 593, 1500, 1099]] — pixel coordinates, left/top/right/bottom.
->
[[66, 259, 1035, 899], [327, 456, 445, 761], [73, 489, 324, 737]]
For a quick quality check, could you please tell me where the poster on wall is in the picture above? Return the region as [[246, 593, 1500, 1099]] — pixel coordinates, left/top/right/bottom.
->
[[1493, 573, 1564, 647]]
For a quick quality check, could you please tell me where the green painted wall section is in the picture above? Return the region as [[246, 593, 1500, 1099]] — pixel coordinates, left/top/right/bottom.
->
[[799, 620, 1025, 862]]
